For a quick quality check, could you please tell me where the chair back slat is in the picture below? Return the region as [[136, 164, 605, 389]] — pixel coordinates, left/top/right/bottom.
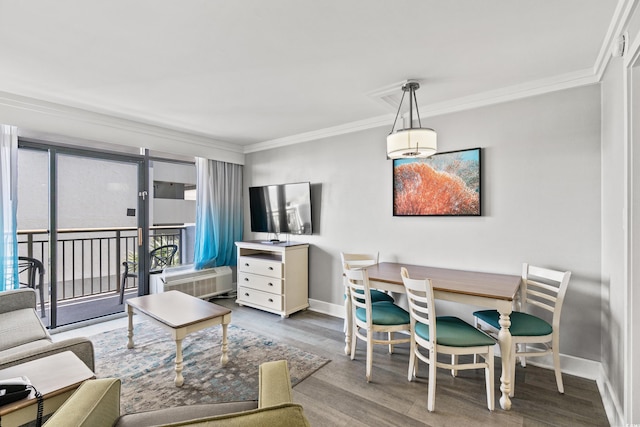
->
[[401, 267, 436, 343], [526, 298, 555, 313], [521, 263, 571, 327], [526, 279, 558, 294], [526, 288, 557, 310], [340, 252, 379, 269], [343, 265, 373, 324], [528, 264, 567, 282]]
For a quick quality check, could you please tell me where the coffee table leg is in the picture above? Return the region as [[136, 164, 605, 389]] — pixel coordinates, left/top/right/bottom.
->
[[174, 338, 184, 387], [220, 322, 229, 366], [127, 304, 134, 349]]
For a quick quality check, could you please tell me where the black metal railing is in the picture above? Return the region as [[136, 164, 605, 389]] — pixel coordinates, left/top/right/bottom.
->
[[17, 226, 185, 302]]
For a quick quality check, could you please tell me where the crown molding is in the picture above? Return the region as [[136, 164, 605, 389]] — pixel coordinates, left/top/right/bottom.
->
[[246, 68, 599, 154], [593, 0, 636, 80], [0, 90, 245, 162], [243, 114, 394, 153]]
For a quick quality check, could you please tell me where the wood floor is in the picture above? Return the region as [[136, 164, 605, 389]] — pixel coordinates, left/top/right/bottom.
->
[[213, 296, 609, 427]]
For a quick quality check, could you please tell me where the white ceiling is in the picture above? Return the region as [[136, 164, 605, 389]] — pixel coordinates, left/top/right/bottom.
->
[[0, 1, 620, 150]]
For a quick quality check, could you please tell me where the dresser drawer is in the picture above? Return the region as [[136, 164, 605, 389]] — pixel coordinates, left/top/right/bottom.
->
[[238, 256, 283, 278], [238, 272, 283, 294], [237, 286, 284, 311]]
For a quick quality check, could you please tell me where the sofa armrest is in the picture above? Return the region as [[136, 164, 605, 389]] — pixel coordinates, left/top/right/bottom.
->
[[0, 337, 95, 371], [44, 378, 121, 427], [258, 360, 293, 408], [0, 288, 37, 315]]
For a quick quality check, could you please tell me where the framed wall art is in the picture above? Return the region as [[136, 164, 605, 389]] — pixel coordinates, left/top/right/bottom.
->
[[393, 147, 481, 216]]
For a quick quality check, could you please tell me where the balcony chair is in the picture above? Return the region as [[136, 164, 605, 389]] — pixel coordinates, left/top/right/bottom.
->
[[18, 256, 46, 317], [340, 252, 394, 332], [401, 267, 496, 412], [344, 264, 410, 383], [473, 263, 571, 397], [120, 244, 178, 304]]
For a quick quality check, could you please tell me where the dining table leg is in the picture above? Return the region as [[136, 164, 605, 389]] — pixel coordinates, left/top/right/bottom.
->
[[344, 288, 352, 355], [497, 307, 513, 410]]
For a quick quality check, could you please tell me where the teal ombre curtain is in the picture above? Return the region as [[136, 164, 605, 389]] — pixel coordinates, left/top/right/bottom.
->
[[0, 125, 18, 291], [194, 158, 243, 269]]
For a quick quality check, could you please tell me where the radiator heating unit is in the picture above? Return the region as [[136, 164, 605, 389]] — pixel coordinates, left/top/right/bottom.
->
[[149, 265, 233, 299]]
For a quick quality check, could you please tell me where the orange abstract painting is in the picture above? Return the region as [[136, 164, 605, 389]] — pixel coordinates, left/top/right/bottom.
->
[[393, 148, 481, 216]]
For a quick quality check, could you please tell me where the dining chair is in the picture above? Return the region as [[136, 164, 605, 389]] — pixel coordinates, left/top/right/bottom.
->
[[343, 264, 410, 383], [17, 256, 46, 317], [473, 263, 571, 397], [401, 267, 496, 412], [340, 252, 394, 332], [120, 244, 178, 304]]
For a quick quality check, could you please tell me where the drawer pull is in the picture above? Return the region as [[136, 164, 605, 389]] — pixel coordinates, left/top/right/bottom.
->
[[268, 282, 273, 287], [245, 292, 250, 297], [244, 277, 249, 281], [245, 263, 250, 267], [268, 266, 274, 270], [268, 298, 274, 303]]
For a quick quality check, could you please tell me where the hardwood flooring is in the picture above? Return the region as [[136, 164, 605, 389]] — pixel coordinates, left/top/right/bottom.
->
[[214, 296, 609, 427]]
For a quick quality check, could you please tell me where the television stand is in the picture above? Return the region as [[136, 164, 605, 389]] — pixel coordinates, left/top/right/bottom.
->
[[235, 241, 309, 318]]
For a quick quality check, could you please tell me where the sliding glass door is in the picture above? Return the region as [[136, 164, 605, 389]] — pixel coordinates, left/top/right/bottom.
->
[[17, 142, 148, 328]]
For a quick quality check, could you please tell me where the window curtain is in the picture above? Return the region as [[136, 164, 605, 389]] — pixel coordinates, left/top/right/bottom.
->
[[0, 124, 18, 291], [194, 158, 243, 269]]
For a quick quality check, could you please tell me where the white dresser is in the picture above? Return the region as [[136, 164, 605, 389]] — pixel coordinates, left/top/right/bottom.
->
[[235, 241, 309, 318]]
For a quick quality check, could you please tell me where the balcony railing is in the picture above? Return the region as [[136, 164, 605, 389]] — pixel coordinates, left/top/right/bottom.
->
[[17, 226, 185, 302]]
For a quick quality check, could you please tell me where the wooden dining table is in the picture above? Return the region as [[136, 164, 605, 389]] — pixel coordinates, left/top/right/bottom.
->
[[344, 262, 522, 410]]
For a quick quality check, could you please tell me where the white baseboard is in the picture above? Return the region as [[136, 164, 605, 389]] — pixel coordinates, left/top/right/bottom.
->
[[595, 364, 625, 427], [308, 298, 344, 319], [307, 298, 622, 425]]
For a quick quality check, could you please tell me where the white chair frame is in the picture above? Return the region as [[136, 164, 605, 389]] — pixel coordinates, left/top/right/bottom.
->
[[475, 263, 571, 397], [341, 252, 379, 333], [402, 267, 495, 412], [344, 265, 410, 383]]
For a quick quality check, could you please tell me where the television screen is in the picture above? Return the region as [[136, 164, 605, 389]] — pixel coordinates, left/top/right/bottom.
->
[[249, 182, 312, 235]]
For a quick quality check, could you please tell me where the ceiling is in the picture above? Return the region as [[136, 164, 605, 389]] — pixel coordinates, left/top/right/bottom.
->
[[0, 1, 620, 151]]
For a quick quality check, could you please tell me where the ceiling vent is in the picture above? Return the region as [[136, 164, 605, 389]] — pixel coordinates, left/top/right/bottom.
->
[[368, 80, 423, 113]]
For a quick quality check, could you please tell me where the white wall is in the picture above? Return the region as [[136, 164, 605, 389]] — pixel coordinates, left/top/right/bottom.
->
[[244, 85, 602, 363]]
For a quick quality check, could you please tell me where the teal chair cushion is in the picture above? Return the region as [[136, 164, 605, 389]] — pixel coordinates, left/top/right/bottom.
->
[[344, 289, 394, 303], [368, 289, 395, 303], [473, 309, 553, 336], [415, 316, 496, 347], [355, 301, 410, 325]]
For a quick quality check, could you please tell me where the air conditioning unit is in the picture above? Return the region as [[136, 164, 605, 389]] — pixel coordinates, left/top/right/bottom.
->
[[150, 265, 233, 299]]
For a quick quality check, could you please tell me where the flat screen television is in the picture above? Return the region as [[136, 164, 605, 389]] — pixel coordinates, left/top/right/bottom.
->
[[249, 182, 312, 237]]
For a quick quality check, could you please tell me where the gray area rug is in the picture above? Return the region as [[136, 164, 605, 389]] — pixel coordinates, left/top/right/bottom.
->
[[90, 321, 329, 414]]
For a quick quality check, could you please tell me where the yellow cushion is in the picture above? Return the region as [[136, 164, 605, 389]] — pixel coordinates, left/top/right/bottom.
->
[[44, 378, 120, 427], [155, 403, 310, 427]]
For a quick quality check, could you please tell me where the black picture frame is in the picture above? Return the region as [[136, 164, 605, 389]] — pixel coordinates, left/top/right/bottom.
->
[[393, 147, 481, 216]]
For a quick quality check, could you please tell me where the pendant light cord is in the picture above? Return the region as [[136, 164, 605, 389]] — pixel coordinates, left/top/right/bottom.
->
[[412, 90, 422, 128], [388, 84, 424, 133], [389, 90, 407, 134]]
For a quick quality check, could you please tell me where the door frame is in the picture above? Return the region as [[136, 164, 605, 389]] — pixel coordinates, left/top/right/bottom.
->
[[623, 30, 640, 424], [18, 138, 149, 328]]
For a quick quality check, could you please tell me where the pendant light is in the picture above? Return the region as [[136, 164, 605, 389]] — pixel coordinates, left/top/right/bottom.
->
[[386, 81, 437, 159]]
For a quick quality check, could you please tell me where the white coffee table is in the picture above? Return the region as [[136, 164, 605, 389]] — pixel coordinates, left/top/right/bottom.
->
[[125, 290, 232, 387]]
